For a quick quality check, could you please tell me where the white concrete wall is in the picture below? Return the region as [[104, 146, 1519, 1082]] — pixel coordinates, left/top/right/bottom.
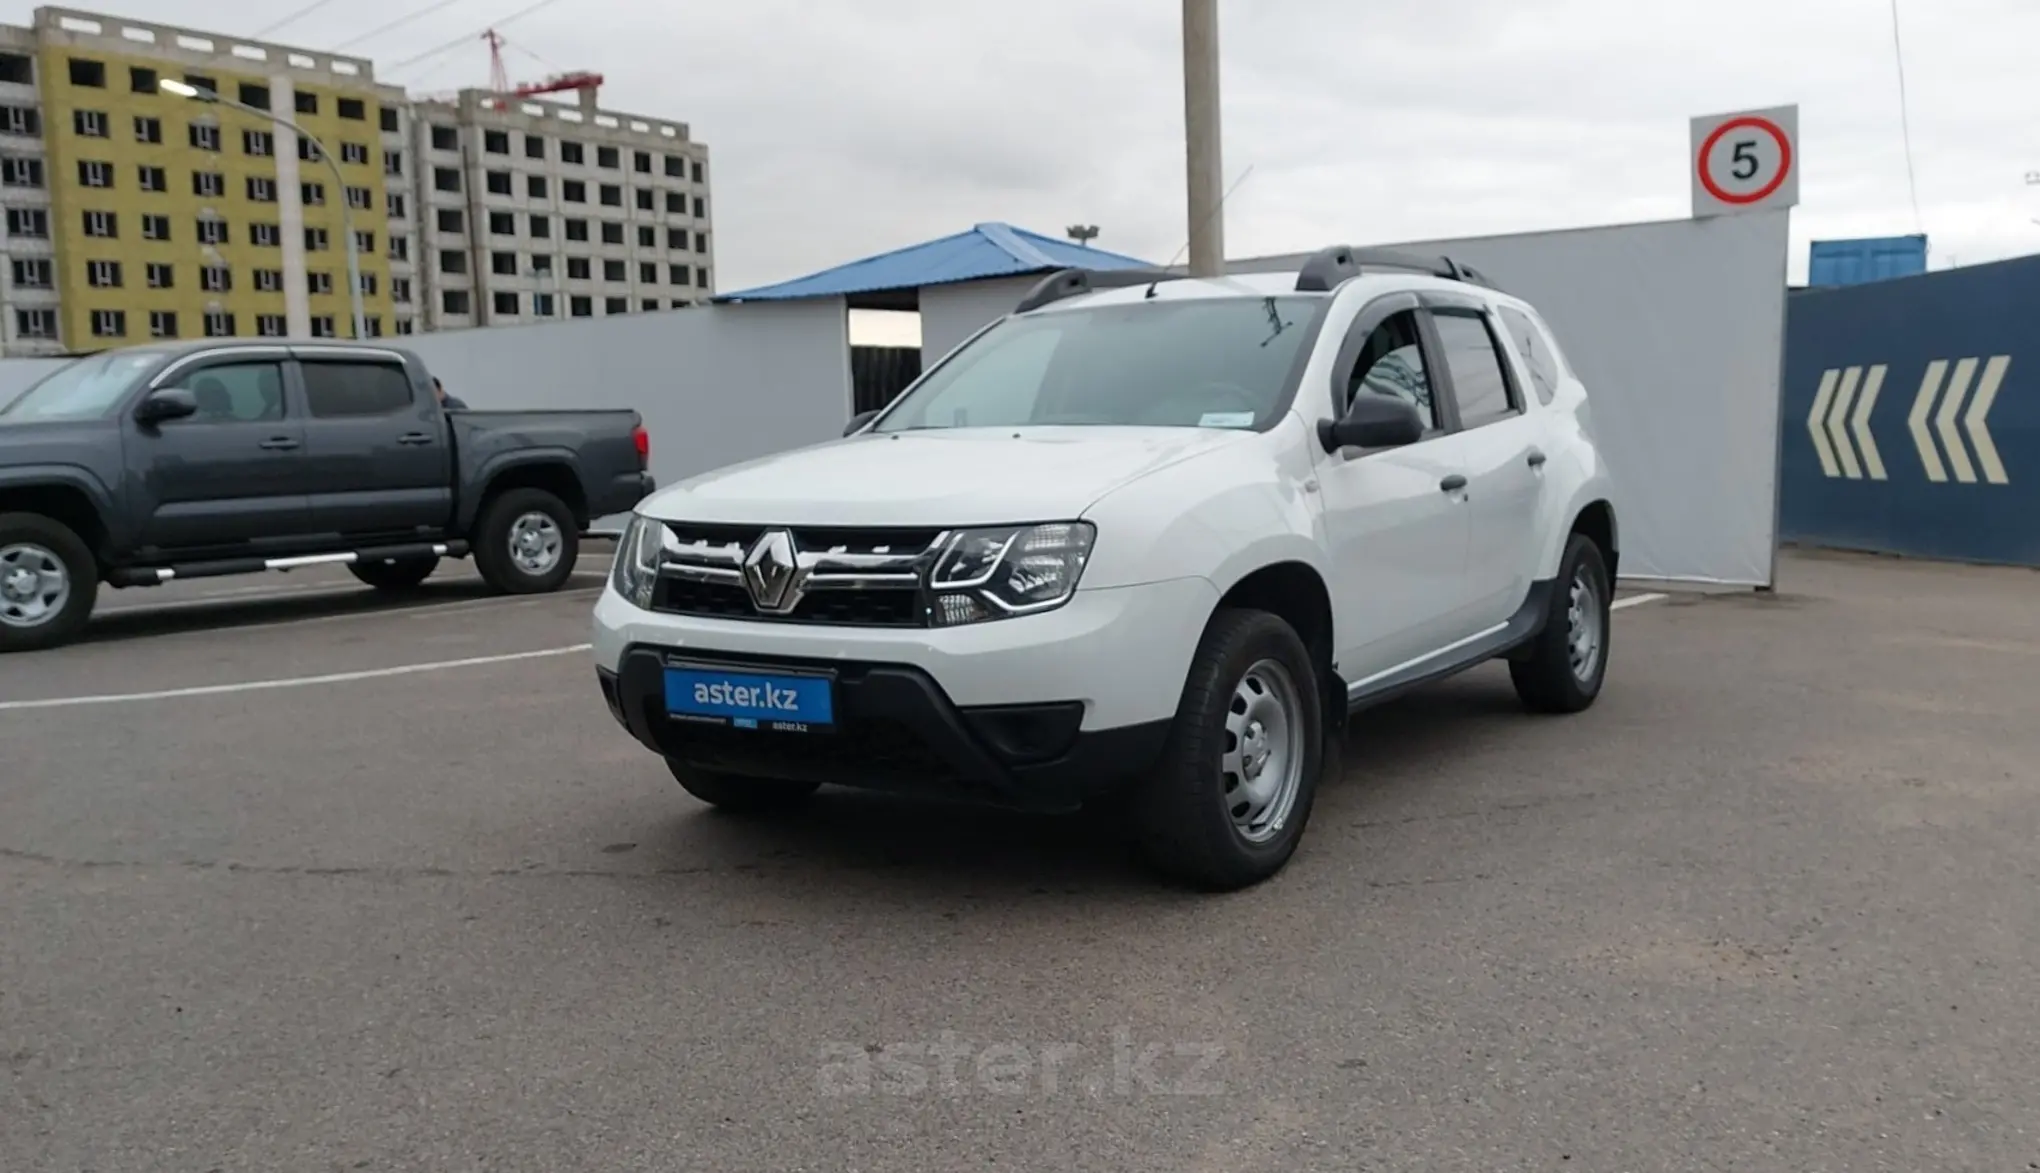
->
[[917, 276, 1039, 368], [396, 299, 852, 523]]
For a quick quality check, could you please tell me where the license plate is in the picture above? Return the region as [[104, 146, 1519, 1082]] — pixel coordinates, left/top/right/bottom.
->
[[663, 664, 835, 732]]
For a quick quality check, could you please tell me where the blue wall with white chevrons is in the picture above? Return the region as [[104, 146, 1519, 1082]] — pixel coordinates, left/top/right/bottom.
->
[[1781, 254, 2040, 566]]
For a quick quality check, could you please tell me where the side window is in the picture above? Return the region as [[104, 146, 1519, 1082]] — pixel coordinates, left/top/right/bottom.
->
[[1497, 305, 1558, 406], [1431, 311, 1518, 427], [165, 361, 284, 423], [301, 361, 414, 418], [1341, 309, 1438, 429]]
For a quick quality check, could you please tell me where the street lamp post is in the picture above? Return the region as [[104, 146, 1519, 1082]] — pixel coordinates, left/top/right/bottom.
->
[[161, 79, 367, 340]]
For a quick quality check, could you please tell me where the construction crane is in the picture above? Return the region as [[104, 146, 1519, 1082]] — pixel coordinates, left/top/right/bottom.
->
[[480, 28, 601, 110]]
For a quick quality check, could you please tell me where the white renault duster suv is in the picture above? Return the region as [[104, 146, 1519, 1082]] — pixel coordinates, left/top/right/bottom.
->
[[593, 246, 1620, 890]]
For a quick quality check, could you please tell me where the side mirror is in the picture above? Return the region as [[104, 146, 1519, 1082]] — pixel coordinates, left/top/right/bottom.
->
[[135, 386, 199, 425], [1317, 394, 1425, 454], [842, 408, 879, 437]]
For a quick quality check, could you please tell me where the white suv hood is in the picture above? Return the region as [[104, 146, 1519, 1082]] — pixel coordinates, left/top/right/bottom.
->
[[639, 426, 1251, 527]]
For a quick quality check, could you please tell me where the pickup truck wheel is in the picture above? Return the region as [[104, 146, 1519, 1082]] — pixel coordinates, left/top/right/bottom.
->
[[1127, 608, 1324, 891], [0, 512, 98, 653], [473, 488, 579, 594], [348, 555, 438, 591], [666, 759, 820, 813], [1509, 532, 1611, 714]]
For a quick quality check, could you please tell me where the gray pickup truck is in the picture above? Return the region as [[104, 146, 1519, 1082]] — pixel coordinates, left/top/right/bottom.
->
[[0, 339, 654, 651]]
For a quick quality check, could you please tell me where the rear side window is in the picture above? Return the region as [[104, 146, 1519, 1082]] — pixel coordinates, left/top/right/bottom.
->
[[1497, 305, 1560, 406], [301, 361, 413, 417], [166, 361, 285, 422], [1430, 311, 1518, 428]]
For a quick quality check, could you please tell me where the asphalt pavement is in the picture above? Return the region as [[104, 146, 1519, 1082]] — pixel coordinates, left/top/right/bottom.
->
[[3, 547, 2037, 1171]]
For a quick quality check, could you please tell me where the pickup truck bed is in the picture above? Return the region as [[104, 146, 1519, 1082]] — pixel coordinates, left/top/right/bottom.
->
[[0, 339, 655, 651]]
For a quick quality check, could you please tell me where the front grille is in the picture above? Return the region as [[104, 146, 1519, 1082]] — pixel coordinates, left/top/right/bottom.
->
[[647, 522, 947, 628]]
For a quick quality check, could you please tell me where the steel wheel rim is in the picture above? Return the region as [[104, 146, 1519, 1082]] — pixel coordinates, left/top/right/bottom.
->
[[0, 542, 70, 629], [508, 511, 564, 575], [1567, 567, 1603, 684], [1221, 657, 1305, 844]]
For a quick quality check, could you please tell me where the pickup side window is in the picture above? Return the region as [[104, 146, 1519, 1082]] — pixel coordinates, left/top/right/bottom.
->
[[1429, 310, 1520, 429], [301, 361, 414, 418], [1340, 308, 1438, 430], [162, 361, 285, 423]]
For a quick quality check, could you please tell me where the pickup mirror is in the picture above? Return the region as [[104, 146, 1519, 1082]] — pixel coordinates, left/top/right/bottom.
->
[[135, 386, 199, 425], [1316, 393, 1424, 454], [842, 408, 879, 437]]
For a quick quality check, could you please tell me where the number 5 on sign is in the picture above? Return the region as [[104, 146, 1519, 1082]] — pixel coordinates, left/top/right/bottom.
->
[[1690, 104, 1800, 218]]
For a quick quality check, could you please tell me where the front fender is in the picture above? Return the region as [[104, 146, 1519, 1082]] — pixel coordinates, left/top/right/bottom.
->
[[0, 463, 120, 541]]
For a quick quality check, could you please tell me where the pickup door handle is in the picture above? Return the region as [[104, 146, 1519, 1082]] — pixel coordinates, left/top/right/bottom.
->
[[1439, 474, 1468, 493], [1527, 448, 1548, 468], [396, 432, 435, 445], [258, 436, 300, 451]]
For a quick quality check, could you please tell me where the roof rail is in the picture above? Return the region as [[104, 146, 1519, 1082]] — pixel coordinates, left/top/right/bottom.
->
[[1015, 266, 1181, 313], [1293, 246, 1497, 293]]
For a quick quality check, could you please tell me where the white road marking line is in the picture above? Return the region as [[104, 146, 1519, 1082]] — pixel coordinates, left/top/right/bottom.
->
[[96, 584, 372, 614], [97, 586, 601, 633], [1611, 592, 1668, 611], [0, 644, 594, 713]]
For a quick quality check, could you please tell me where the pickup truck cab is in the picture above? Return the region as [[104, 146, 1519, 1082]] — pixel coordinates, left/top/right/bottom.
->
[[593, 247, 1620, 890], [0, 339, 654, 651]]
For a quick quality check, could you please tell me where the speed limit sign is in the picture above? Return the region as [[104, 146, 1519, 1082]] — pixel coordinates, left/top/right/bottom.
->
[[1690, 104, 1800, 218]]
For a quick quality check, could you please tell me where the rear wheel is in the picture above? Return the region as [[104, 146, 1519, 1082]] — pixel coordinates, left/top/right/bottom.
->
[[666, 759, 820, 813], [473, 487, 579, 594], [348, 555, 438, 591], [1126, 608, 1324, 891], [0, 512, 97, 653], [1509, 532, 1611, 713]]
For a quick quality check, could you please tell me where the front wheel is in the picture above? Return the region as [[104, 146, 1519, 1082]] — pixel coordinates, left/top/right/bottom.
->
[[666, 759, 820, 813], [472, 488, 579, 594], [1126, 608, 1325, 891], [0, 512, 98, 653]]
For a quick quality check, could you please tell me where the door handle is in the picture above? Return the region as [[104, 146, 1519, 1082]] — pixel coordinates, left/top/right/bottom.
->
[[1526, 448, 1548, 468], [1439, 474, 1468, 493], [397, 432, 435, 445], [258, 436, 300, 451]]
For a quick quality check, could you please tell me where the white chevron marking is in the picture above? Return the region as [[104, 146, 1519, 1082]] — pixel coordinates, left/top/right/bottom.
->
[[1965, 355, 2010, 485], [1807, 368, 1840, 477], [1851, 364, 1887, 480], [1937, 357, 1978, 483], [1828, 366, 1864, 479], [1909, 359, 1949, 483]]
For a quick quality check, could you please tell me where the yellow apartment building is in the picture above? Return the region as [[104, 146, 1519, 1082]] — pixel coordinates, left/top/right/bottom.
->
[[0, 7, 418, 355]]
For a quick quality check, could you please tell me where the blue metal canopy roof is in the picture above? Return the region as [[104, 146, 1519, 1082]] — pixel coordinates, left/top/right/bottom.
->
[[714, 222, 1155, 305]]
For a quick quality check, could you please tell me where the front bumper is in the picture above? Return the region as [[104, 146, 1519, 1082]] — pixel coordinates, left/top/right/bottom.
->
[[590, 576, 1219, 812], [598, 650, 1169, 813]]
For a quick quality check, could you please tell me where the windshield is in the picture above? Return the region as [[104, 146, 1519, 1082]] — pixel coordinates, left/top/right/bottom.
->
[[874, 295, 1320, 433], [1, 350, 164, 421]]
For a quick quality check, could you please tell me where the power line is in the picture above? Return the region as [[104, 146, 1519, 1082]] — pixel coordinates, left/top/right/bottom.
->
[[379, 0, 569, 75], [1888, 0, 1924, 233], [331, 0, 472, 53], [251, 0, 342, 39]]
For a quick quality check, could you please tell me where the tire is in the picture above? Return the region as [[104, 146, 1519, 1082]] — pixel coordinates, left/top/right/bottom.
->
[[1509, 532, 1612, 714], [666, 758, 820, 813], [348, 555, 438, 591], [0, 512, 98, 653], [1126, 608, 1325, 891], [472, 487, 579, 594]]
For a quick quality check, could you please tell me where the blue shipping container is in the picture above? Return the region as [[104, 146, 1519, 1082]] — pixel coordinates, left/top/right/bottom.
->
[[1807, 235, 1928, 287]]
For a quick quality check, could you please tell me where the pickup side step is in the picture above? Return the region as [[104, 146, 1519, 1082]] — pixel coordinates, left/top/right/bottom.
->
[[106, 541, 469, 587]]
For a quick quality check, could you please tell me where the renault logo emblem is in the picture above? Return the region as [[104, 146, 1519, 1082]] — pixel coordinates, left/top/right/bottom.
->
[[742, 529, 804, 613]]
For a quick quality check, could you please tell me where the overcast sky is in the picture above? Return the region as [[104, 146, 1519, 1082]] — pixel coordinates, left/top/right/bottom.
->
[[70, 0, 2040, 292]]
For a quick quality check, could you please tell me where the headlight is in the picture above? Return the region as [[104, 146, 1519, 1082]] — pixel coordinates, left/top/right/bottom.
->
[[611, 513, 665, 608], [927, 522, 1094, 626]]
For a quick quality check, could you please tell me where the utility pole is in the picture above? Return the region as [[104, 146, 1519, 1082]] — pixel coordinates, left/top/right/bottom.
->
[[1181, 0, 1223, 276]]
